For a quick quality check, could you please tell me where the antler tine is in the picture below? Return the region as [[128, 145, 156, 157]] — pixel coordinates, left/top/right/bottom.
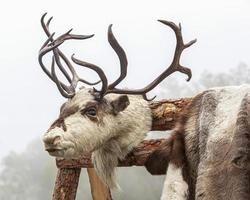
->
[[71, 54, 108, 98], [105, 20, 196, 100], [57, 52, 101, 86], [143, 94, 157, 101], [158, 20, 197, 81], [41, 13, 51, 37], [107, 24, 128, 89], [51, 56, 74, 98], [41, 13, 94, 41], [53, 49, 75, 84]]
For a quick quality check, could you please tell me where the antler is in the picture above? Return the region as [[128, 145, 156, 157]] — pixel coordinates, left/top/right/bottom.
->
[[38, 13, 100, 98], [105, 20, 197, 99], [39, 14, 196, 100], [107, 24, 128, 90]]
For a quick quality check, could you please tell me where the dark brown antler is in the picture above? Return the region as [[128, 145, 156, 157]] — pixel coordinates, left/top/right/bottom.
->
[[39, 14, 196, 100], [71, 54, 108, 98], [107, 24, 128, 90], [38, 13, 100, 98], [105, 20, 197, 98]]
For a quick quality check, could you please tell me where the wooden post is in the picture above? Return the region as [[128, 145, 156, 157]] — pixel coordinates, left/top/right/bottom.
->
[[149, 98, 192, 130], [87, 168, 112, 200], [56, 139, 168, 169], [52, 168, 81, 200]]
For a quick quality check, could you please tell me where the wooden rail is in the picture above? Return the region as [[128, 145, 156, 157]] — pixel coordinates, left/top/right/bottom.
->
[[52, 98, 192, 200]]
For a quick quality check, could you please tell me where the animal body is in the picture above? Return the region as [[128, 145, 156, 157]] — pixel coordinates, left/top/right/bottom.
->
[[38, 13, 196, 189], [146, 85, 250, 200]]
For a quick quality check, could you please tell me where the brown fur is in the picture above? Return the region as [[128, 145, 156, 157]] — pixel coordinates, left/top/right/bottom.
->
[[145, 138, 173, 175], [111, 95, 130, 115], [197, 94, 250, 200], [50, 105, 79, 131], [49, 98, 116, 129], [145, 91, 215, 199], [146, 89, 250, 200], [52, 96, 130, 127]]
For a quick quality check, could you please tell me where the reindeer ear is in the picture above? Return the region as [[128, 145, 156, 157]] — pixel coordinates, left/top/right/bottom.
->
[[111, 95, 130, 115]]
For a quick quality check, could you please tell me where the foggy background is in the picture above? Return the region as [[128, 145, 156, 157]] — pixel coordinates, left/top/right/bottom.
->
[[0, 0, 250, 199]]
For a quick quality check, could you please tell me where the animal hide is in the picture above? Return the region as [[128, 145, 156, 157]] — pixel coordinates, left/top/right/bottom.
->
[[147, 84, 250, 200]]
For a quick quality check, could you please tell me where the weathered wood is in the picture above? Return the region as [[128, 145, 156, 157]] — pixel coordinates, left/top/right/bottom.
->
[[87, 168, 112, 200], [150, 97, 192, 130], [52, 168, 81, 200], [56, 139, 167, 169]]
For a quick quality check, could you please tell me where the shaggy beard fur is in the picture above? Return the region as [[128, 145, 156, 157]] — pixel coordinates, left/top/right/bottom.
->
[[90, 95, 152, 189], [92, 139, 129, 189]]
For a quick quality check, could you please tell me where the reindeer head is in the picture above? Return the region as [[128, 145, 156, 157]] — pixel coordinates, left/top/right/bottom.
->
[[38, 13, 196, 187]]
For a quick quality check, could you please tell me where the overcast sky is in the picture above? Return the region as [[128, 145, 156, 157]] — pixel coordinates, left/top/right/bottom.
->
[[0, 0, 250, 160]]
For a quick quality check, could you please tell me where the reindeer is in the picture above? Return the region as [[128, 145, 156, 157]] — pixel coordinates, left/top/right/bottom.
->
[[38, 14, 198, 194]]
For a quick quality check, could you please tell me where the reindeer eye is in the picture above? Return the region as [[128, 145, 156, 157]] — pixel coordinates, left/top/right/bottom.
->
[[83, 107, 97, 118]]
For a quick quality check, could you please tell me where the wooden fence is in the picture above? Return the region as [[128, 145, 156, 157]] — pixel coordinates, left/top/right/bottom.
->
[[51, 98, 192, 200]]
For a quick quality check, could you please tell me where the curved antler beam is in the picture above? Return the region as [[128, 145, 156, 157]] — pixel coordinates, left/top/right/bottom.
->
[[51, 56, 75, 98], [107, 24, 128, 90], [71, 54, 108, 98], [105, 20, 197, 98]]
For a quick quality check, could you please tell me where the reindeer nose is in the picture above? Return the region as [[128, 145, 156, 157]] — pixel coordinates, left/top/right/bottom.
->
[[43, 134, 61, 145]]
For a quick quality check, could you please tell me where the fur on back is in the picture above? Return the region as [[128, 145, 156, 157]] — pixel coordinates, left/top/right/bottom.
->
[[183, 84, 250, 199], [151, 84, 250, 199]]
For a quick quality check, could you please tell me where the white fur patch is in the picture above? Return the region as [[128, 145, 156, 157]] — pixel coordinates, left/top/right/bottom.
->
[[161, 163, 188, 200], [205, 85, 250, 162], [195, 85, 250, 198], [43, 88, 153, 188]]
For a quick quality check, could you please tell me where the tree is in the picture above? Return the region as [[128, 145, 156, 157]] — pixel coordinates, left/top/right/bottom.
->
[[199, 62, 250, 88], [0, 140, 56, 200]]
